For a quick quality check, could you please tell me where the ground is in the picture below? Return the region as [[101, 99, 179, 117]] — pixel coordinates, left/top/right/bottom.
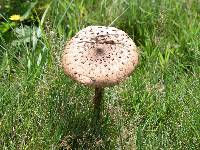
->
[[0, 0, 200, 149]]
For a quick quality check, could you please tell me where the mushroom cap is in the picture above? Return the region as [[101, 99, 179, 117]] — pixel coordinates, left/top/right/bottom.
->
[[62, 26, 139, 87]]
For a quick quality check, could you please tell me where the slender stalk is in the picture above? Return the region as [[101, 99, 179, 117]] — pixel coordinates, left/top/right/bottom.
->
[[93, 87, 104, 122]]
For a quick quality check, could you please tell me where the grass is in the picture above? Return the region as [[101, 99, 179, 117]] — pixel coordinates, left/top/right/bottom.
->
[[0, 0, 200, 149]]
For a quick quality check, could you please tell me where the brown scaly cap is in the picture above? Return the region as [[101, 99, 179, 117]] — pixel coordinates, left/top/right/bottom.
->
[[62, 26, 139, 87]]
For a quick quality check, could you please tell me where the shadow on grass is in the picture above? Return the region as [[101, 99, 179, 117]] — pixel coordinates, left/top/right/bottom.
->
[[47, 78, 116, 149], [59, 114, 113, 149]]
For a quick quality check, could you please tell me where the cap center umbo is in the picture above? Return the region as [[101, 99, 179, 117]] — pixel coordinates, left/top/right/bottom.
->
[[96, 47, 104, 55]]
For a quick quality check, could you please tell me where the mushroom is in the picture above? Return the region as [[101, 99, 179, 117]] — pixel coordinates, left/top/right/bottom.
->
[[62, 26, 138, 122]]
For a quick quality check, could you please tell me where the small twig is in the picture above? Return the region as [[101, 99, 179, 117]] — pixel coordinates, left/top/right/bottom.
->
[[108, 7, 129, 27]]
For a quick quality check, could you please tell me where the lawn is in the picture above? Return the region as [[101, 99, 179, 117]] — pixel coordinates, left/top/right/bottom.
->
[[0, 0, 200, 149]]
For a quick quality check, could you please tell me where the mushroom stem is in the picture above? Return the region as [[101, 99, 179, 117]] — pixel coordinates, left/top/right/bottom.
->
[[93, 87, 104, 122]]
